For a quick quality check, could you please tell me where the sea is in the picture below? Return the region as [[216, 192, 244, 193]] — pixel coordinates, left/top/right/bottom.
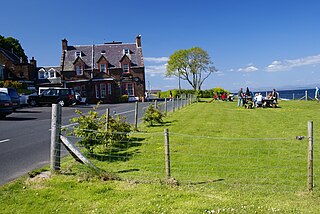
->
[[256, 88, 317, 100]]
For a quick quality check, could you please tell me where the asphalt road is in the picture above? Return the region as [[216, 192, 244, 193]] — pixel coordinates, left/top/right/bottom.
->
[[0, 102, 154, 186]]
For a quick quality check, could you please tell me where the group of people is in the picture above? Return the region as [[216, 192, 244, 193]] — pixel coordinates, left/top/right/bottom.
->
[[237, 87, 278, 108]]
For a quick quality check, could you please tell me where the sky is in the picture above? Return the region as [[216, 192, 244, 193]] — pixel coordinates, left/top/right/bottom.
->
[[1, 0, 320, 92]]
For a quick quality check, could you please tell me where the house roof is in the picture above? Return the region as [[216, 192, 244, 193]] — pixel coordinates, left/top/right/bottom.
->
[[62, 42, 144, 71], [0, 47, 20, 64], [37, 66, 61, 73]]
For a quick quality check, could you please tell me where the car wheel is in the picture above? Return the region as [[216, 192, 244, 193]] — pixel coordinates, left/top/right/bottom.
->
[[29, 100, 37, 107], [58, 100, 65, 107]]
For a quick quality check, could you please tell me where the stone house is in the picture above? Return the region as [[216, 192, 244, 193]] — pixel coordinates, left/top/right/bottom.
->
[[0, 47, 37, 82], [60, 35, 146, 103]]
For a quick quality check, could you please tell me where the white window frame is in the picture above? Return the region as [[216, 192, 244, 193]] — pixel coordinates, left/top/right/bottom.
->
[[75, 65, 83, 75], [100, 64, 106, 73], [127, 83, 134, 96], [95, 84, 99, 98], [107, 83, 112, 95], [100, 83, 106, 98], [123, 48, 130, 55], [38, 68, 46, 79], [48, 68, 56, 78], [123, 63, 129, 73], [75, 51, 82, 58]]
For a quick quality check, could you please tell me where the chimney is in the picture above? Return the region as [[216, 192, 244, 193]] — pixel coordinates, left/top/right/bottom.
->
[[30, 57, 37, 68], [62, 38, 68, 51], [136, 35, 141, 48]]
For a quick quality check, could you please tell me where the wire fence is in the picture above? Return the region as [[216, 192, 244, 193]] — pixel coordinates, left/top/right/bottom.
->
[[55, 122, 317, 193]]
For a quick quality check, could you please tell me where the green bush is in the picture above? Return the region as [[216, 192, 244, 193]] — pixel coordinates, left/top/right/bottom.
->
[[119, 95, 128, 103], [69, 104, 131, 153], [142, 104, 164, 126]]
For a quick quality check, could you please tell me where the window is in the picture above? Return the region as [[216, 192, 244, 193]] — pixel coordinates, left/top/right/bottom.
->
[[38, 70, 45, 79], [107, 83, 112, 95], [100, 64, 106, 73], [75, 65, 83, 75], [100, 84, 106, 98], [123, 48, 130, 55], [122, 83, 134, 96], [48, 69, 56, 78], [95, 84, 99, 98], [75, 51, 82, 58], [123, 63, 129, 73]]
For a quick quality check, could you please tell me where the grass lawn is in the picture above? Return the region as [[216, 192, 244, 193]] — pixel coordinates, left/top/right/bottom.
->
[[1, 100, 320, 213]]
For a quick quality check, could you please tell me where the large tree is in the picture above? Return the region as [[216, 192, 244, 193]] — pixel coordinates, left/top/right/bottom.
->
[[166, 47, 216, 91], [0, 35, 28, 63]]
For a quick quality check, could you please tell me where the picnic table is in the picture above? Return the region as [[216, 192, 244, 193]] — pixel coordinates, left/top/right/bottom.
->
[[263, 98, 278, 108]]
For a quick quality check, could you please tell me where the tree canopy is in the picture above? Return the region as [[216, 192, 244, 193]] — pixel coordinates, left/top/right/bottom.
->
[[166, 47, 216, 91], [0, 35, 28, 63]]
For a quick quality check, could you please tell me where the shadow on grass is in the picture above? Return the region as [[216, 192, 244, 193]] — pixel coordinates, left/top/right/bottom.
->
[[147, 120, 178, 127], [87, 137, 145, 162], [188, 178, 224, 185]]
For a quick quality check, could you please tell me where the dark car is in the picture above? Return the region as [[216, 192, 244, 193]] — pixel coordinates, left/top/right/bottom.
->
[[0, 87, 20, 111], [28, 88, 76, 107], [0, 92, 13, 119]]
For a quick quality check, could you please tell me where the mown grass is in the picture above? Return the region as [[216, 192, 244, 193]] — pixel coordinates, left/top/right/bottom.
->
[[1, 100, 320, 213]]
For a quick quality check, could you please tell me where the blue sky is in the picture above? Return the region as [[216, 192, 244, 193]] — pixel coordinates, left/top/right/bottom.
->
[[1, 0, 320, 92]]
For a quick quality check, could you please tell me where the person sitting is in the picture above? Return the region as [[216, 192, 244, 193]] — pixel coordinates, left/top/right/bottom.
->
[[255, 93, 263, 107]]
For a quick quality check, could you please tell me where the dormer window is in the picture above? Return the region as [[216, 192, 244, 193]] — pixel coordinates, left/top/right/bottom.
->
[[101, 50, 106, 54], [123, 48, 130, 55], [48, 68, 56, 78], [38, 69, 45, 79], [123, 63, 129, 73], [75, 65, 83, 75], [75, 51, 82, 58], [100, 64, 106, 73]]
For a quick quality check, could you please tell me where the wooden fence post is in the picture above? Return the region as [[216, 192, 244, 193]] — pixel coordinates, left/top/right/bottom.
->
[[164, 128, 171, 179], [308, 121, 314, 191], [134, 102, 138, 131], [50, 104, 61, 172], [105, 108, 110, 131]]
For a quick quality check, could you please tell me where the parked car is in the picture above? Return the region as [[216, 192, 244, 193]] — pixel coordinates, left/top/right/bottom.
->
[[0, 87, 20, 111], [0, 92, 13, 119], [28, 88, 76, 107]]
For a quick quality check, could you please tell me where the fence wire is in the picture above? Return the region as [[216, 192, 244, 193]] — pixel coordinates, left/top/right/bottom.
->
[[58, 128, 318, 192]]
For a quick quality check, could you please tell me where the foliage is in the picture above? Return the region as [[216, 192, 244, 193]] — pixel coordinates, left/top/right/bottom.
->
[[166, 47, 217, 91], [0, 80, 23, 89], [69, 104, 131, 153], [119, 95, 128, 103], [0, 35, 28, 62], [142, 104, 164, 126], [157, 88, 230, 98]]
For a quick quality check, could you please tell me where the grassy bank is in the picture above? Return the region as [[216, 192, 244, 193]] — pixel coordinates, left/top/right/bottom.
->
[[1, 100, 320, 213]]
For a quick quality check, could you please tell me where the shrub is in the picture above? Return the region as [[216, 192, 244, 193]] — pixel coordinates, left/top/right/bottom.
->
[[69, 104, 131, 153], [142, 104, 164, 126], [119, 95, 128, 103]]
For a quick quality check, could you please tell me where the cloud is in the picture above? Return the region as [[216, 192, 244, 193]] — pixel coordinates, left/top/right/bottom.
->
[[237, 65, 259, 72], [145, 64, 167, 75], [144, 57, 169, 63], [266, 54, 320, 72]]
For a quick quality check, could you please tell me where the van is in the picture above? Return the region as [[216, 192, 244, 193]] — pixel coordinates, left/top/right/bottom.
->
[[0, 87, 20, 110]]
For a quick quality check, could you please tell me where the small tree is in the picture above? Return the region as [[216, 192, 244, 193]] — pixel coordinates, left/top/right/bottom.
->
[[143, 104, 164, 126], [69, 105, 131, 153]]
